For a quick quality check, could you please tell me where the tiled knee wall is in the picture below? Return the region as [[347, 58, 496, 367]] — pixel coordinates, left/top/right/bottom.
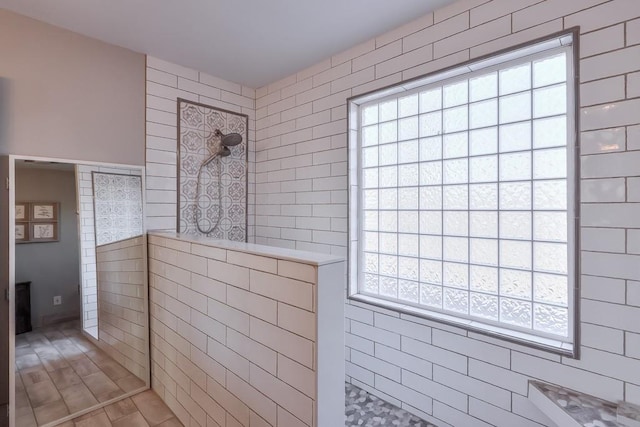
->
[[249, 1, 640, 426], [96, 236, 148, 381], [148, 234, 343, 427]]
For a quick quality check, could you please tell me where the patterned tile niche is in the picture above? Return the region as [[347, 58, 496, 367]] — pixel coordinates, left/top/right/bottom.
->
[[93, 172, 143, 246], [178, 100, 248, 241]]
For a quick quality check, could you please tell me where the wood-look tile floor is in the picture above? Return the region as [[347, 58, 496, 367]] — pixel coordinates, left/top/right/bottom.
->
[[15, 322, 152, 426]]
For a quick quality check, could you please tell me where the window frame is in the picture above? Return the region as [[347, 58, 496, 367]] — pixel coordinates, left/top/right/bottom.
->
[[346, 28, 581, 358]]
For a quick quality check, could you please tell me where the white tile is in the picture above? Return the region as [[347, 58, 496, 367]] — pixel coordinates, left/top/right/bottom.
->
[[207, 259, 250, 289], [580, 24, 625, 58], [249, 270, 314, 311], [563, 347, 640, 384], [346, 361, 375, 386], [581, 127, 626, 155], [581, 323, 624, 354], [277, 354, 316, 398], [376, 13, 434, 48], [628, 229, 640, 254], [207, 297, 250, 335], [512, 0, 606, 31], [207, 376, 250, 426], [402, 369, 467, 411], [376, 45, 433, 79], [227, 286, 277, 324], [470, 19, 562, 59], [147, 56, 199, 80], [470, 0, 541, 26], [374, 343, 432, 379], [351, 320, 401, 349], [276, 407, 307, 427], [565, 0, 640, 33], [374, 375, 433, 414], [432, 329, 510, 369], [468, 359, 529, 396], [433, 0, 487, 23], [582, 251, 640, 280], [402, 336, 468, 374], [226, 372, 277, 426], [581, 98, 640, 131], [226, 328, 277, 375], [207, 337, 249, 381], [190, 346, 226, 386], [629, 71, 640, 100], [580, 76, 626, 107], [404, 12, 469, 53], [582, 151, 640, 179], [250, 317, 314, 368], [351, 349, 401, 382], [190, 273, 226, 302], [581, 227, 626, 253], [581, 275, 626, 304], [434, 15, 510, 59], [469, 398, 540, 427], [628, 281, 640, 307], [581, 45, 640, 83], [277, 302, 316, 340], [177, 285, 208, 313], [345, 332, 375, 356], [190, 309, 226, 344], [629, 18, 640, 46], [352, 40, 402, 72]]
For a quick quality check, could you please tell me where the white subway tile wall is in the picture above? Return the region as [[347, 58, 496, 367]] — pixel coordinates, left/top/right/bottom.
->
[[145, 57, 256, 240], [95, 236, 148, 381], [148, 234, 344, 427], [247, 0, 640, 426]]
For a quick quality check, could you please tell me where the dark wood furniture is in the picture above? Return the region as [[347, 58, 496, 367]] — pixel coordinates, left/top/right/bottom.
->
[[15, 281, 32, 335]]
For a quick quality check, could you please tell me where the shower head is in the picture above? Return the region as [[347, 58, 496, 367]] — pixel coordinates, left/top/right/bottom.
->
[[214, 129, 243, 146], [201, 146, 231, 167]]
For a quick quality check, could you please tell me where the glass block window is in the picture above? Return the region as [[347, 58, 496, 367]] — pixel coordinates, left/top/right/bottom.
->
[[348, 35, 577, 347]]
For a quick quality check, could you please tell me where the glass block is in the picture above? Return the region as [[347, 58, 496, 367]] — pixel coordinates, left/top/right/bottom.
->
[[470, 238, 498, 266], [399, 257, 419, 281], [470, 293, 499, 321], [470, 183, 498, 210], [444, 237, 469, 263], [534, 273, 568, 305], [362, 105, 379, 126], [399, 117, 419, 141], [443, 211, 468, 236], [500, 298, 532, 328], [363, 168, 379, 188], [533, 53, 566, 88], [533, 212, 567, 242], [364, 253, 379, 274], [470, 265, 498, 294], [362, 125, 379, 146], [380, 121, 398, 144], [420, 259, 442, 285], [398, 211, 419, 233], [470, 99, 498, 129], [420, 235, 442, 260], [444, 158, 468, 185], [399, 234, 419, 257], [444, 81, 469, 108], [380, 276, 398, 298], [379, 166, 398, 188], [443, 132, 468, 159], [533, 180, 567, 210], [534, 242, 567, 274], [379, 100, 398, 122], [379, 143, 398, 165], [420, 161, 442, 185], [420, 87, 442, 113], [444, 288, 469, 314], [499, 92, 532, 124], [420, 211, 442, 235], [533, 148, 567, 179], [364, 232, 378, 251], [470, 211, 498, 238], [399, 164, 419, 187], [534, 116, 567, 148], [499, 182, 532, 210], [534, 304, 568, 336], [363, 189, 379, 210], [534, 84, 566, 118], [443, 185, 469, 210], [444, 262, 468, 288], [470, 72, 498, 102], [470, 127, 498, 156], [469, 156, 498, 184], [499, 63, 531, 95], [379, 211, 398, 232], [399, 140, 419, 164], [363, 146, 379, 167], [444, 106, 468, 134], [399, 280, 420, 303], [420, 283, 443, 308], [419, 112, 443, 137], [380, 233, 397, 254], [399, 187, 419, 210], [379, 188, 398, 209], [363, 273, 379, 294], [420, 136, 443, 161], [380, 255, 398, 277], [500, 212, 531, 240], [499, 122, 531, 152], [419, 186, 442, 210], [500, 240, 532, 270], [500, 152, 531, 182], [399, 94, 419, 118], [364, 211, 378, 231], [500, 268, 532, 299]]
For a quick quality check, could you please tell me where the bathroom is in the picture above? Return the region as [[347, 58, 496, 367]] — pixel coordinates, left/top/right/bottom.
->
[[1, 0, 640, 426]]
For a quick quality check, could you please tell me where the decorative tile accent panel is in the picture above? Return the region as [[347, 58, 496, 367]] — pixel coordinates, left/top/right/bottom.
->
[[93, 172, 143, 246], [96, 236, 148, 382], [77, 166, 143, 336], [148, 233, 345, 427], [178, 101, 248, 241]]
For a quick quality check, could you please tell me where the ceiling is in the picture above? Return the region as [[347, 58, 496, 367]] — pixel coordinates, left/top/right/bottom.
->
[[0, 0, 457, 88]]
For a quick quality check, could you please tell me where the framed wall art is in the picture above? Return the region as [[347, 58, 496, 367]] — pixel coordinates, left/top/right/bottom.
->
[[15, 201, 60, 243]]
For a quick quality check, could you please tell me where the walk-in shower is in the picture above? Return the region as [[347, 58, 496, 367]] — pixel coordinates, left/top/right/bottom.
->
[[177, 99, 248, 241]]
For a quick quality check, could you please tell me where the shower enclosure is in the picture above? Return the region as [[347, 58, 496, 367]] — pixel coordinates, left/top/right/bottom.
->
[[177, 99, 248, 241]]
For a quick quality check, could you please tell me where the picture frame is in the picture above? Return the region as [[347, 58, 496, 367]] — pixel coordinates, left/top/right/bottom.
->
[[15, 223, 29, 243], [31, 222, 58, 242], [15, 203, 27, 221], [31, 202, 59, 221]]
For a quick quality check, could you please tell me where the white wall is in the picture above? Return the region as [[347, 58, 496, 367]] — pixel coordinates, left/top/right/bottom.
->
[[15, 167, 80, 328], [145, 56, 256, 240], [251, 1, 640, 426]]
